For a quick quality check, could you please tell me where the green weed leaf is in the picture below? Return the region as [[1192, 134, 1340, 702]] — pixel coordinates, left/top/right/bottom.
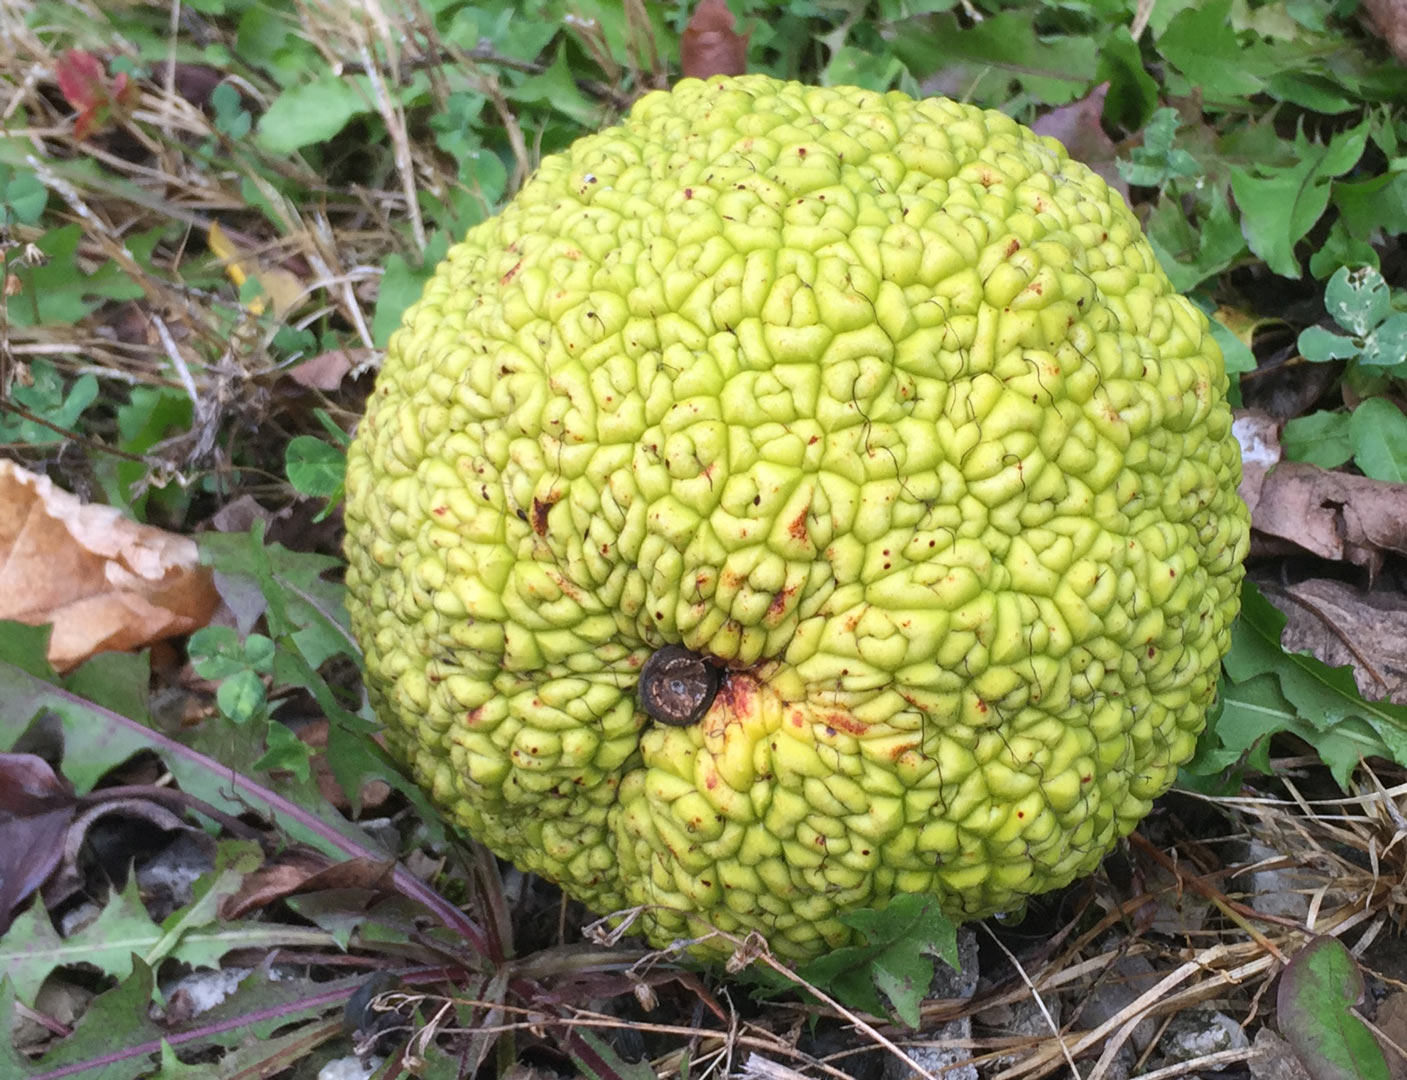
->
[[1280, 411, 1352, 469], [1298, 325, 1363, 363], [1158, 0, 1263, 99], [1118, 108, 1201, 189], [1348, 398, 1407, 483], [257, 75, 372, 154], [210, 82, 251, 138], [1230, 121, 1369, 279], [286, 434, 346, 509], [797, 894, 959, 1027], [1221, 583, 1407, 784], [371, 232, 451, 347]]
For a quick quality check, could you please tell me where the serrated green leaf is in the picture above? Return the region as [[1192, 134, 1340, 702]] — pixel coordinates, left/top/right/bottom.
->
[[2, 959, 166, 1080], [1349, 397, 1407, 483], [1149, 184, 1243, 290], [1224, 582, 1407, 782], [1281, 411, 1353, 469], [507, 47, 604, 129], [0, 636, 154, 793], [1230, 121, 1369, 279], [0, 638, 384, 861], [1333, 171, 1407, 242], [1158, 0, 1263, 99], [890, 13, 1097, 105], [572, 1031, 658, 1080], [255, 720, 314, 781], [1, 876, 159, 1006], [145, 841, 262, 969], [797, 894, 959, 1027], [1200, 673, 1387, 787], [1119, 108, 1202, 189]]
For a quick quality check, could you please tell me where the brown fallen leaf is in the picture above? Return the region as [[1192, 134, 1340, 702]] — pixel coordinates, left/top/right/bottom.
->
[[0, 753, 76, 933], [1247, 461, 1407, 575], [0, 460, 220, 671], [680, 0, 748, 80], [287, 348, 373, 391], [1263, 578, 1407, 704], [221, 851, 396, 919]]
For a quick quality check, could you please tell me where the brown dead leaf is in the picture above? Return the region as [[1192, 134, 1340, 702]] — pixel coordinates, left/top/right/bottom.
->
[[0, 754, 76, 932], [680, 0, 748, 80], [287, 348, 372, 391], [1263, 578, 1407, 704], [1031, 84, 1128, 200], [221, 848, 334, 918], [41, 797, 193, 911], [221, 851, 396, 918], [1249, 461, 1407, 575], [0, 460, 219, 671]]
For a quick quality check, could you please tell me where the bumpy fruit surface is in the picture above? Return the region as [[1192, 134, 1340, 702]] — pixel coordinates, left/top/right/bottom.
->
[[344, 75, 1250, 959]]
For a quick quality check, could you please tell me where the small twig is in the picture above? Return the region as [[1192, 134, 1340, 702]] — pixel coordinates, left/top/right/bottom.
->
[[1131, 1047, 1256, 1080], [356, 39, 424, 253], [756, 953, 943, 1080], [1129, 833, 1290, 963], [979, 923, 1079, 1080]]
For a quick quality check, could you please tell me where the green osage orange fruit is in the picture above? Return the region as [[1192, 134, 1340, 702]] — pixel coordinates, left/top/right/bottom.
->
[[343, 75, 1250, 960]]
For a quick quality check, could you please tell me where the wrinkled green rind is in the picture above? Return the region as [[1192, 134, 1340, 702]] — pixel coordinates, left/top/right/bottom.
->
[[343, 76, 1251, 960]]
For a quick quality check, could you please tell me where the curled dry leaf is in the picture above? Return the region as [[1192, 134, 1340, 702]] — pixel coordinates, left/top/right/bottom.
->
[[1247, 461, 1407, 575], [680, 0, 749, 80], [0, 459, 219, 670], [1264, 578, 1407, 705], [222, 852, 397, 919], [0, 753, 76, 933], [41, 797, 193, 913]]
